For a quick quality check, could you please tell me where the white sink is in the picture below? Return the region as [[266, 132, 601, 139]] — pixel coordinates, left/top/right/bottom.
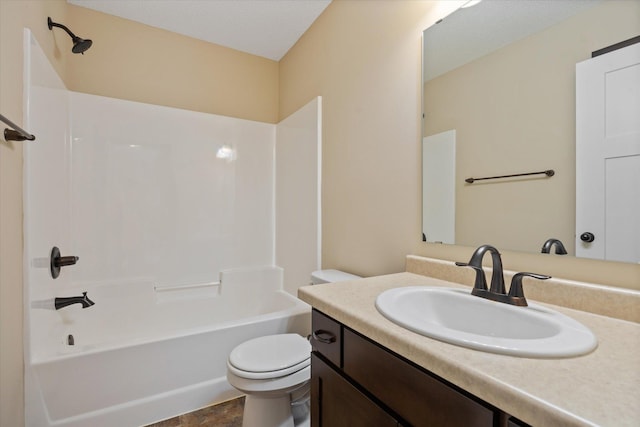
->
[[375, 286, 597, 358]]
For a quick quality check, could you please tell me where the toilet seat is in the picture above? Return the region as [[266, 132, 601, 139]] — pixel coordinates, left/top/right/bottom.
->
[[228, 357, 310, 380], [228, 334, 311, 380]]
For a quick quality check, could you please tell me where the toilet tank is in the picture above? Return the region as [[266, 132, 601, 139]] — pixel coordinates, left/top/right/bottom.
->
[[311, 269, 361, 285]]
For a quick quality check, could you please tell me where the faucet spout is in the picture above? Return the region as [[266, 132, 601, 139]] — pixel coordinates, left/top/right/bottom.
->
[[541, 238, 568, 255], [467, 244, 505, 294], [54, 292, 95, 310], [456, 245, 551, 306]]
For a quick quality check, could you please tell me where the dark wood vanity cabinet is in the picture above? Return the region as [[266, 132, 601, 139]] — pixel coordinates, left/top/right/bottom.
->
[[311, 353, 399, 426], [310, 309, 528, 427]]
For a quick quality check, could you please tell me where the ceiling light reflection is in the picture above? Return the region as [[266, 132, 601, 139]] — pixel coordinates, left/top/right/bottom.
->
[[216, 145, 236, 162]]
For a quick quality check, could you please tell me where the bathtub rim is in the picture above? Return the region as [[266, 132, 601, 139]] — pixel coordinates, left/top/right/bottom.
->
[[30, 290, 310, 366]]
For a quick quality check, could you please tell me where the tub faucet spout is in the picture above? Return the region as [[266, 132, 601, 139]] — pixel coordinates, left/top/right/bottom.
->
[[54, 292, 95, 310]]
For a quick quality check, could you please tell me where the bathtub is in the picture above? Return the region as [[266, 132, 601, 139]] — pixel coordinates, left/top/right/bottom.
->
[[27, 266, 311, 427]]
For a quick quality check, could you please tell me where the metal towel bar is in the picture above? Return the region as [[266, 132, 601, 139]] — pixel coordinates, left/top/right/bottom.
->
[[465, 169, 554, 184], [1, 113, 36, 141]]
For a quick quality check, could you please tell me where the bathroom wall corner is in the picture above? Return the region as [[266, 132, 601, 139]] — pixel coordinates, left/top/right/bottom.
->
[[1, 1, 68, 426]]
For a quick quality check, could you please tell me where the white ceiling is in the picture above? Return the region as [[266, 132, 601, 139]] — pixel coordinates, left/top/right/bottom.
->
[[67, 0, 332, 61]]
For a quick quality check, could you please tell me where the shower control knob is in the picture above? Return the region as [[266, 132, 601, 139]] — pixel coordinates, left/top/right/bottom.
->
[[50, 246, 79, 279], [580, 232, 595, 243]]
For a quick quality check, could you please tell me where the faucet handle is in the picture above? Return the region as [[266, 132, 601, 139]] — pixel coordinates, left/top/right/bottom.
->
[[50, 246, 80, 279], [508, 272, 551, 298], [455, 262, 487, 291]]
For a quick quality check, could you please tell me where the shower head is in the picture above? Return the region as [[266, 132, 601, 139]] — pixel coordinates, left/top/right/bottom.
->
[[47, 17, 93, 54], [71, 37, 93, 54]]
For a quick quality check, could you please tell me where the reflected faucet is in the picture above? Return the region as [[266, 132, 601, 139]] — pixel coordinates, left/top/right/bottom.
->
[[54, 292, 95, 310], [456, 244, 551, 306], [541, 238, 568, 255]]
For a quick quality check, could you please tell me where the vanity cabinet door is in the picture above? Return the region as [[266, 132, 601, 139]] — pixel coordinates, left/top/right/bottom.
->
[[343, 328, 495, 427], [310, 310, 342, 367], [507, 416, 531, 427], [311, 353, 398, 427]]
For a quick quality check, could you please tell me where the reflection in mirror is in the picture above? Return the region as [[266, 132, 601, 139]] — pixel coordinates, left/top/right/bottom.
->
[[422, 0, 640, 263]]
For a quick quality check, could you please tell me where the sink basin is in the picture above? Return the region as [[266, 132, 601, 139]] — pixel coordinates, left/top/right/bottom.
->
[[375, 286, 597, 358]]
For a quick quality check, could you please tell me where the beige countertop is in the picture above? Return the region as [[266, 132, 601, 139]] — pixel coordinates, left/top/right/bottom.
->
[[298, 269, 640, 426]]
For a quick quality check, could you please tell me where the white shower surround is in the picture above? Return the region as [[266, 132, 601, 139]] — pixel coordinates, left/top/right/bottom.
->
[[23, 30, 319, 426]]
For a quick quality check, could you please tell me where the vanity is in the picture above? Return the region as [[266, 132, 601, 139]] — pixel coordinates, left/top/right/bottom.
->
[[299, 256, 640, 427], [310, 309, 523, 426]]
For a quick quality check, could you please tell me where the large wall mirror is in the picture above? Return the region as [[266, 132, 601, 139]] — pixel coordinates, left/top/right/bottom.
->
[[422, 0, 639, 264]]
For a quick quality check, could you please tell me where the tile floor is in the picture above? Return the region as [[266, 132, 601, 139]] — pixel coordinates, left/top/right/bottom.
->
[[145, 397, 244, 427]]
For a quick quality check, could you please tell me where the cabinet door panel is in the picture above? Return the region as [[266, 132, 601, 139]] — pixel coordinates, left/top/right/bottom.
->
[[311, 354, 397, 427], [311, 310, 342, 367], [343, 329, 495, 427]]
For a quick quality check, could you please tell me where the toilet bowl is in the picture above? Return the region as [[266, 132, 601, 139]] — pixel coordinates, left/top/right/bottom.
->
[[226, 269, 360, 427], [227, 333, 311, 427]]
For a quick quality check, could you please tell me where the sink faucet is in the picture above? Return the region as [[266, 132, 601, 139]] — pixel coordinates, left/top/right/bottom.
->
[[54, 292, 95, 310], [456, 244, 550, 306], [455, 244, 505, 294], [541, 238, 568, 255]]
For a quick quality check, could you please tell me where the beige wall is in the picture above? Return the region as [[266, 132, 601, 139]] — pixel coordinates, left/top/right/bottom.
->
[[424, 0, 640, 255], [1, 2, 68, 425], [66, 4, 279, 123], [280, 0, 461, 277], [280, 1, 639, 289]]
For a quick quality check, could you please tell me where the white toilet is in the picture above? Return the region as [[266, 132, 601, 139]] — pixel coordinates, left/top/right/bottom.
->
[[226, 269, 360, 427]]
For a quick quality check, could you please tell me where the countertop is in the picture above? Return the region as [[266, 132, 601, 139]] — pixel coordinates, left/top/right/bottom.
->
[[298, 270, 640, 426]]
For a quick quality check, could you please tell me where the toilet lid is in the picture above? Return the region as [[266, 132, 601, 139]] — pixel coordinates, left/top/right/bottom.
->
[[229, 334, 311, 373]]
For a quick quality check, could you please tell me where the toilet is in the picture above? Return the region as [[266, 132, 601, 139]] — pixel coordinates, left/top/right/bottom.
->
[[226, 269, 360, 427]]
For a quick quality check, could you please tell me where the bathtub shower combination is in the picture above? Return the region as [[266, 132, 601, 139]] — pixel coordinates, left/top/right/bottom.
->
[[23, 31, 319, 427], [29, 267, 309, 427]]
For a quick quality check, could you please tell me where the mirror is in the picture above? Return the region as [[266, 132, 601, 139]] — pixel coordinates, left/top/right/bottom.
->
[[422, 0, 639, 262]]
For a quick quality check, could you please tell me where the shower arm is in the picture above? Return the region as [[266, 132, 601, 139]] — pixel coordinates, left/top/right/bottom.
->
[[47, 17, 92, 55], [47, 17, 79, 40]]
